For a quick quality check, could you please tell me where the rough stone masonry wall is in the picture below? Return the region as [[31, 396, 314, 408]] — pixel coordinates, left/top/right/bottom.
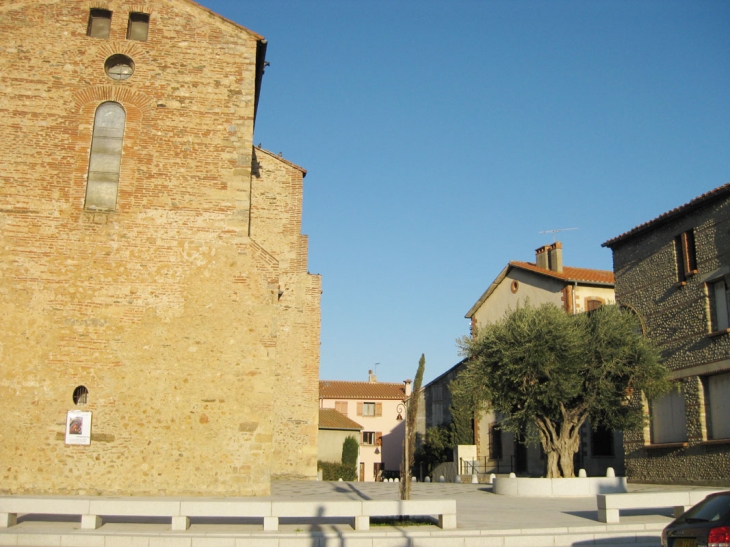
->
[[612, 196, 730, 486], [250, 149, 321, 480], [0, 0, 291, 496]]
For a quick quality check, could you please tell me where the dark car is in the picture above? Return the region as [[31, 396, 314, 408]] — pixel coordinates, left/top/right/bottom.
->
[[661, 491, 730, 547]]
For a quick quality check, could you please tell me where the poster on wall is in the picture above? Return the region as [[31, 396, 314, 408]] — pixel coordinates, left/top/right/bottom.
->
[[65, 410, 92, 445]]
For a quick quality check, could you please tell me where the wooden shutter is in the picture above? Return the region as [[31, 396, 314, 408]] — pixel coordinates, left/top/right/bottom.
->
[[376, 432, 383, 446], [357, 402, 363, 416], [375, 402, 382, 417]]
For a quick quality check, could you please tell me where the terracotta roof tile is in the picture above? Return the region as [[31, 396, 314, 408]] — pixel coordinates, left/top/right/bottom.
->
[[319, 380, 406, 400], [319, 408, 363, 430], [510, 261, 615, 285], [602, 182, 730, 248]]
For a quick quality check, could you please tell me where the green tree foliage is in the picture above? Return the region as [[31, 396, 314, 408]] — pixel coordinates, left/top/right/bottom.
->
[[414, 425, 453, 476], [458, 303, 670, 478], [449, 375, 475, 445], [341, 435, 359, 468], [400, 353, 425, 500]]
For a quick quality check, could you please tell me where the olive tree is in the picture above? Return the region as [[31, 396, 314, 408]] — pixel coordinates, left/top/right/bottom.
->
[[458, 303, 669, 478]]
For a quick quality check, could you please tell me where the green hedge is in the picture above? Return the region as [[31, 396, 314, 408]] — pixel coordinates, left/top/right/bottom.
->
[[318, 460, 357, 481]]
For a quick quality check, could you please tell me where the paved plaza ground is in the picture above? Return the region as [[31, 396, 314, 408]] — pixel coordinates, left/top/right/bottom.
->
[[1, 480, 724, 546]]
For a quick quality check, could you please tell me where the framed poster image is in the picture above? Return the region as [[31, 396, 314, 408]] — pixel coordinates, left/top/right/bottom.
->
[[65, 410, 92, 445]]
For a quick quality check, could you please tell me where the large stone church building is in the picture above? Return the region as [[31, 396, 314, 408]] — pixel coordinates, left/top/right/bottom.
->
[[0, 0, 321, 496]]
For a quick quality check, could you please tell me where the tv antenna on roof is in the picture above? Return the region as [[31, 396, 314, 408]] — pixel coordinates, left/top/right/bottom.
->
[[539, 227, 578, 242]]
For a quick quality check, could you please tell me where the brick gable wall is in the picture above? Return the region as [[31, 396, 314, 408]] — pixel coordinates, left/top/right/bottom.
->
[[0, 0, 319, 495]]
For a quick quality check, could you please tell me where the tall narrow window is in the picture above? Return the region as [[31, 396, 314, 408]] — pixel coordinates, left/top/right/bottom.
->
[[488, 423, 502, 460], [127, 12, 149, 41], [85, 102, 125, 211], [87, 9, 112, 38], [650, 386, 688, 444], [709, 277, 730, 332], [707, 372, 730, 440], [675, 230, 697, 282]]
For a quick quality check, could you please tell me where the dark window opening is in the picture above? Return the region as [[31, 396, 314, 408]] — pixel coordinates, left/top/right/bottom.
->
[[488, 423, 502, 460], [591, 425, 615, 457], [73, 386, 89, 405], [708, 277, 730, 333], [127, 12, 149, 41], [675, 230, 697, 282], [87, 9, 112, 39]]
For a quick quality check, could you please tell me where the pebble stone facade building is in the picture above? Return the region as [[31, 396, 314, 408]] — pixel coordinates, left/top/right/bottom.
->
[[603, 183, 730, 486], [0, 1, 321, 496]]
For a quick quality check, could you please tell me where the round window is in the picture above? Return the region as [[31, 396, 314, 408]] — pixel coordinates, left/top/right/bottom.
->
[[511, 280, 520, 294], [105, 54, 135, 80]]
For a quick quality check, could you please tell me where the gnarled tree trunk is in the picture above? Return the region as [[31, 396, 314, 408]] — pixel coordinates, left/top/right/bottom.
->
[[534, 404, 588, 478], [535, 416, 560, 478]]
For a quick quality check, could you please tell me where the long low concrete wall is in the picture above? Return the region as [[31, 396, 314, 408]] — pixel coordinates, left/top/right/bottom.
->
[[493, 476, 628, 497], [0, 496, 456, 532]]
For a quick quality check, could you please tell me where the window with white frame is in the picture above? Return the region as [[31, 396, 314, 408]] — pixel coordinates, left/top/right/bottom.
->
[[362, 431, 381, 446], [650, 385, 688, 444], [358, 401, 381, 417]]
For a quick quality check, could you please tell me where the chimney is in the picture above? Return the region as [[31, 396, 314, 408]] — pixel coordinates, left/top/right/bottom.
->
[[535, 242, 563, 272], [404, 379, 412, 397], [535, 244, 550, 269], [548, 242, 563, 273], [368, 369, 377, 383]]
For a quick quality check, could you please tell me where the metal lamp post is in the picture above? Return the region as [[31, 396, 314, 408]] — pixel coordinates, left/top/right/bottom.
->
[[396, 401, 408, 483]]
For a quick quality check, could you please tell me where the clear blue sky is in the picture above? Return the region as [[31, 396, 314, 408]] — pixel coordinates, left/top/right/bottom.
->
[[199, 0, 730, 385]]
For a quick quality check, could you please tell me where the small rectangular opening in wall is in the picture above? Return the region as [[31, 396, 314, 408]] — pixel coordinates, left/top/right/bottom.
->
[[87, 9, 112, 39], [675, 230, 698, 282], [127, 12, 149, 41]]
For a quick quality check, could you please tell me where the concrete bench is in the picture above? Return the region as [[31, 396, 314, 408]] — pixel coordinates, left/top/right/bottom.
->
[[0, 496, 456, 532], [596, 490, 722, 523]]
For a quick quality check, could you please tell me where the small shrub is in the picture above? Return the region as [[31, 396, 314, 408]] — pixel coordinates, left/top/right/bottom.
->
[[341, 436, 359, 467], [318, 460, 357, 481]]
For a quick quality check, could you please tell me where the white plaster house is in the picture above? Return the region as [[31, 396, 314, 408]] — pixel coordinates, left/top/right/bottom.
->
[[420, 243, 621, 478]]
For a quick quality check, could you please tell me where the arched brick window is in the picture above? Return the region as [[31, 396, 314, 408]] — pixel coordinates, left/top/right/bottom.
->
[[85, 102, 125, 211]]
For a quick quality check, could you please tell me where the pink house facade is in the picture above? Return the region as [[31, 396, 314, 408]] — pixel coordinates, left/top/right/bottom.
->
[[319, 373, 412, 481]]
